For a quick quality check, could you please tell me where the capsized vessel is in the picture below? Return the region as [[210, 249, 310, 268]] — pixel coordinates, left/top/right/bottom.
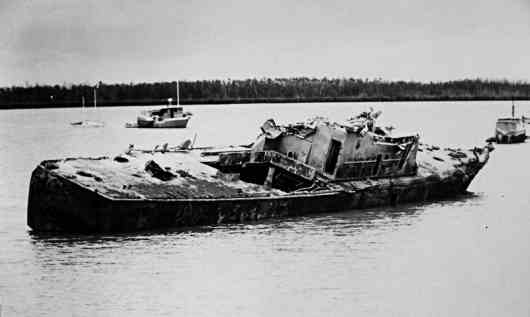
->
[[28, 110, 493, 233]]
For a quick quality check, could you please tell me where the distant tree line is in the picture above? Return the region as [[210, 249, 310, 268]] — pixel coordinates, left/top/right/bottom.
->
[[1, 78, 529, 109]]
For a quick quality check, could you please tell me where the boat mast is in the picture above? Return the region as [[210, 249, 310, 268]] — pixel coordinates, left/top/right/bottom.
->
[[82, 96, 86, 122], [177, 79, 180, 106], [93, 86, 97, 109], [512, 99, 515, 118]]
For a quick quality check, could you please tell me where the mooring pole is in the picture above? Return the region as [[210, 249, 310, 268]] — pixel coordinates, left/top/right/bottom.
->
[[177, 79, 180, 106]]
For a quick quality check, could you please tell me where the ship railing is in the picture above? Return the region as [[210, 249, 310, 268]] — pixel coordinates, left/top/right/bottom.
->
[[249, 151, 317, 181], [336, 158, 400, 180]]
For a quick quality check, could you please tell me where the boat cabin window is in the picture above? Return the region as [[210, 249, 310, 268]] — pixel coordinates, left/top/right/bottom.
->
[[497, 120, 520, 130], [287, 151, 298, 160], [325, 139, 341, 175]]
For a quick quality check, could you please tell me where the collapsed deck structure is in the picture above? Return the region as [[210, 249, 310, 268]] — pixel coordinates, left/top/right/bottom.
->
[[210, 110, 419, 191], [28, 110, 493, 233]]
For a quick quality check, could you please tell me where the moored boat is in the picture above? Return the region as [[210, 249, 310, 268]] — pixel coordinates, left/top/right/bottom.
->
[[70, 93, 105, 128], [494, 118, 526, 143], [492, 102, 526, 143], [28, 110, 493, 233], [70, 120, 105, 127], [130, 106, 192, 128], [126, 84, 192, 128]]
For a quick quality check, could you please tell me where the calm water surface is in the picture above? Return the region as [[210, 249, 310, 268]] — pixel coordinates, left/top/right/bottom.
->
[[1, 101, 529, 316]]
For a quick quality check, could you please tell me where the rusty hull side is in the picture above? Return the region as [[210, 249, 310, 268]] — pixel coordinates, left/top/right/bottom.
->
[[28, 164, 348, 232], [27, 157, 484, 233]]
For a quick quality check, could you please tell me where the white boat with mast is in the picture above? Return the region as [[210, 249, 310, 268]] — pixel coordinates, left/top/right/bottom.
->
[[70, 84, 105, 127], [491, 100, 526, 143], [127, 80, 192, 128]]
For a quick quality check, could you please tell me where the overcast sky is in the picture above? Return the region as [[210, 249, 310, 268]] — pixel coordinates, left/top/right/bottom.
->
[[1, 0, 529, 86]]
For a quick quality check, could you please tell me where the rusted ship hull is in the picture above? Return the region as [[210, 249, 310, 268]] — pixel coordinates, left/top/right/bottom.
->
[[27, 146, 489, 233]]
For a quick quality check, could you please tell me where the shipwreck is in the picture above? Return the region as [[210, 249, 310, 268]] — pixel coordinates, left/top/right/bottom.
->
[[28, 110, 493, 233]]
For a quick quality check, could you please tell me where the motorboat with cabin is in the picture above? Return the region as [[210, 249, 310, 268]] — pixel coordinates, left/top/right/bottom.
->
[[126, 81, 192, 128], [493, 102, 526, 143], [135, 105, 192, 128]]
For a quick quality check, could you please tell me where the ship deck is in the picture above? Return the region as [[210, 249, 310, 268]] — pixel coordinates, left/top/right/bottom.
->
[[39, 144, 484, 201]]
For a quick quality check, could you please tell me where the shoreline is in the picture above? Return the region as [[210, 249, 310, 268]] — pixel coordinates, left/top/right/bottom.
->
[[1, 96, 529, 110]]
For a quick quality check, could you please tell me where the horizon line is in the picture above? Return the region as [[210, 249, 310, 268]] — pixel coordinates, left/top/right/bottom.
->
[[3, 76, 530, 89]]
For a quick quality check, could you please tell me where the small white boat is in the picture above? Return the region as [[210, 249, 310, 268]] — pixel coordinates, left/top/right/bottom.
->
[[71, 120, 105, 127], [134, 106, 192, 128], [494, 118, 526, 143], [493, 101, 526, 143], [126, 82, 192, 128]]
